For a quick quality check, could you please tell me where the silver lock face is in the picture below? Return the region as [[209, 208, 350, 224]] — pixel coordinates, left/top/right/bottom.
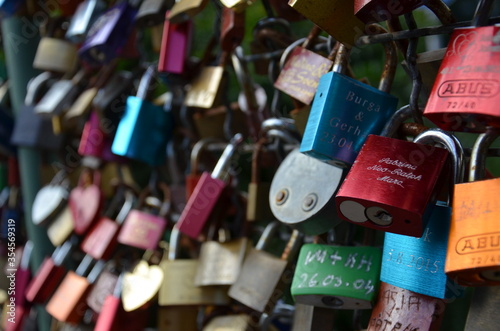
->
[[32, 185, 69, 226], [269, 148, 345, 235]]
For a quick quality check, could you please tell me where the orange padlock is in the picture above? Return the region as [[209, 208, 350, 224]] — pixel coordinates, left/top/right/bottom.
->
[[446, 129, 500, 286]]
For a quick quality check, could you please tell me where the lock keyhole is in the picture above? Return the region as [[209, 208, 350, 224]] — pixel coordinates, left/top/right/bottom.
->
[[321, 296, 343, 307], [365, 206, 393, 226]]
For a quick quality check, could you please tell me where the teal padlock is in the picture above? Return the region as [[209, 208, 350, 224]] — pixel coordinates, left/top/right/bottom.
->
[[291, 239, 382, 309], [381, 129, 465, 299], [111, 65, 173, 166], [300, 25, 398, 168]]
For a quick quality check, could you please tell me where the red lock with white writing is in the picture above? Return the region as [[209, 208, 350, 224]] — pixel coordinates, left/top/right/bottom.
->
[[335, 129, 451, 237]]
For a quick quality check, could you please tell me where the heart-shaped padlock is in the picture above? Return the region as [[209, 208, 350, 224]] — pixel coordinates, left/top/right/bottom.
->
[[69, 168, 103, 235], [122, 260, 164, 312], [32, 171, 70, 226]]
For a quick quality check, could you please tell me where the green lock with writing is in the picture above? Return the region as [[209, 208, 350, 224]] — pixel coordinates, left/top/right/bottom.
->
[[291, 244, 382, 309]]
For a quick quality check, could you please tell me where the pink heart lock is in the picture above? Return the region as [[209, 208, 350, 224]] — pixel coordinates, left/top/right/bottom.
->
[[69, 169, 103, 235]]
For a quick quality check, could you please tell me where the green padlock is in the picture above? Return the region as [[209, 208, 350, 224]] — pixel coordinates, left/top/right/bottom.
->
[[291, 230, 382, 309]]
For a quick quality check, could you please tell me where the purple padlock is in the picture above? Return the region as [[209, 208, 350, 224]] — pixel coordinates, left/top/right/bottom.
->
[[78, 111, 125, 163], [78, 1, 137, 65]]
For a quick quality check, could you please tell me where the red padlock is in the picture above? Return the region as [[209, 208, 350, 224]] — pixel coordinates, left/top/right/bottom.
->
[[335, 128, 452, 237], [69, 167, 103, 236], [158, 11, 193, 74], [117, 182, 170, 250], [176, 134, 243, 239]]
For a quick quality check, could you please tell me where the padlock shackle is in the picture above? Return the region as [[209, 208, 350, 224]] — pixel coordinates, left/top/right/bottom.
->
[[169, 226, 181, 260], [190, 138, 224, 176], [255, 221, 280, 251], [469, 129, 500, 182], [136, 65, 157, 100], [281, 229, 304, 262], [366, 24, 398, 93], [75, 254, 95, 277], [211, 133, 244, 179], [88, 260, 106, 284], [414, 128, 465, 204], [25, 72, 54, 106], [332, 44, 350, 75], [137, 181, 171, 218], [20, 241, 34, 270]]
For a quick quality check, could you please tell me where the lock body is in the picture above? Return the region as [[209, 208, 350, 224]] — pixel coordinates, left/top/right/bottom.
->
[[112, 96, 173, 165], [33, 38, 78, 73], [25, 257, 66, 303], [367, 282, 445, 331], [176, 172, 226, 239], [300, 72, 398, 167], [288, 0, 365, 47], [291, 244, 382, 309], [424, 26, 500, 132], [117, 210, 167, 250], [274, 47, 333, 105], [66, 0, 107, 43], [381, 203, 463, 299], [69, 171, 102, 236], [159, 259, 230, 305], [81, 217, 120, 260], [79, 111, 123, 162], [446, 177, 500, 285], [78, 1, 137, 64], [269, 148, 345, 235], [87, 269, 119, 313], [336, 135, 449, 237], [195, 238, 250, 286], [158, 16, 192, 74]]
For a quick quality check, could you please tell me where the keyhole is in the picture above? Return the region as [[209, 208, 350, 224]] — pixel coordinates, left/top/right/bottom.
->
[[321, 296, 343, 307], [366, 206, 393, 226]]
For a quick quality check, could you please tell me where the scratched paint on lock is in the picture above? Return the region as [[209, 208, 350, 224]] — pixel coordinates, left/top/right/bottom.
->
[[291, 244, 382, 309], [300, 72, 397, 166]]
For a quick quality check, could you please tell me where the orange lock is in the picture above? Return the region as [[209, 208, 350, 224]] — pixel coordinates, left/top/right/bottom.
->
[[446, 129, 500, 286]]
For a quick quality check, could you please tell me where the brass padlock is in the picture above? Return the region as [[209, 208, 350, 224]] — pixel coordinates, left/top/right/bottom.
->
[[33, 17, 78, 73], [158, 225, 230, 306], [229, 222, 304, 314]]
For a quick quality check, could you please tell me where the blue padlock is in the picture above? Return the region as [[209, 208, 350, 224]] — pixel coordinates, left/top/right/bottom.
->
[[112, 65, 174, 166], [300, 25, 398, 168], [0, 0, 23, 16], [380, 129, 465, 299]]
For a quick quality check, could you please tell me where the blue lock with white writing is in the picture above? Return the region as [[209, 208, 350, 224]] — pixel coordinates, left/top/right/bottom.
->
[[300, 30, 398, 168]]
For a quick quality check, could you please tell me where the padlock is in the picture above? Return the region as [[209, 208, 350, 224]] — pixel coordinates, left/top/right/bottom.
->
[[195, 223, 251, 287], [228, 222, 304, 314], [92, 69, 136, 114], [93, 272, 123, 331], [335, 112, 451, 238], [65, 0, 108, 44], [12, 241, 33, 314], [86, 262, 119, 313], [78, 0, 137, 65], [274, 26, 337, 106], [247, 137, 275, 222], [186, 138, 222, 200], [47, 205, 76, 247], [291, 303, 335, 331], [31, 170, 70, 226], [10, 72, 64, 151], [46, 257, 105, 324], [69, 168, 103, 236], [33, 18, 78, 73], [167, 0, 209, 24], [159, 225, 230, 306], [0, 0, 24, 16], [25, 239, 77, 304], [203, 314, 253, 331], [380, 130, 465, 299], [288, 0, 366, 48], [176, 133, 243, 239], [65, 63, 118, 127], [117, 182, 169, 250], [300, 27, 398, 167], [269, 148, 345, 235], [78, 111, 125, 163], [81, 185, 136, 260], [291, 225, 382, 309], [158, 11, 193, 74], [34, 69, 88, 119], [367, 282, 445, 331], [135, 0, 173, 27], [111, 65, 174, 166], [446, 129, 500, 286], [423, 1, 500, 132], [354, 0, 454, 24]]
